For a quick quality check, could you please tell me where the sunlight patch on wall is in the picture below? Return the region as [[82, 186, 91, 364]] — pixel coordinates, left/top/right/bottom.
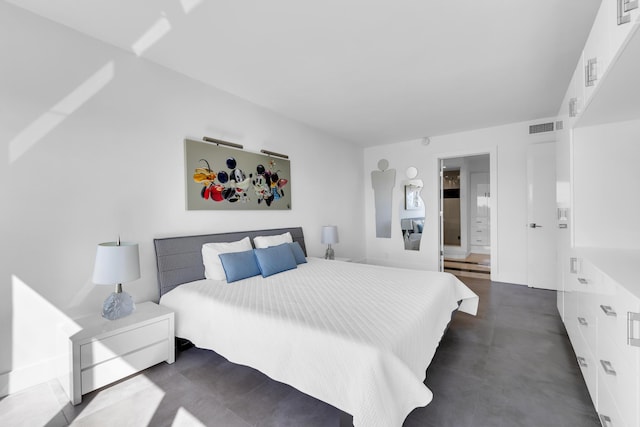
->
[[131, 13, 172, 56], [10, 275, 79, 395], [8, 61, 115, 164], [180, 0, 203, 14]]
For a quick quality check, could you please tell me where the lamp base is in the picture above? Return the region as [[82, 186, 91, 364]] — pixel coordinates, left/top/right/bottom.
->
[[325, 245, 335, 260], [102, 291, 135, 320]]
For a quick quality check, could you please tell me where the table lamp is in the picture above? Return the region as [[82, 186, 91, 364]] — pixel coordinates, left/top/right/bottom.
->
[[321, 225, 339, 260], [92, 239, 140, 320]]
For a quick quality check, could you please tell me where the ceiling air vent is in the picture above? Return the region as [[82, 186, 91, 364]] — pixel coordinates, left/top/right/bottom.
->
[[529, 122, 555, 134]]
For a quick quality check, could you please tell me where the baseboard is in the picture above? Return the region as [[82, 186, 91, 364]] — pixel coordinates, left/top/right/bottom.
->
[[0, 355, 67, 398], [0, 371, 8, 398]]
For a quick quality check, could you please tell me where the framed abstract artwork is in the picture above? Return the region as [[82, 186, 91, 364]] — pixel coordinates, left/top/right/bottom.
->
[[185, 138, 292, 210]]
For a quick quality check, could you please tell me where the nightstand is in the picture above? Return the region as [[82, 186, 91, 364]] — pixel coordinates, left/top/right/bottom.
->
[[66, 302, 175, 405]]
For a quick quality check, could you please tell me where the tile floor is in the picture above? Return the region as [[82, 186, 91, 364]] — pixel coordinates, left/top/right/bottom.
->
[[0, 277, 600, 427]]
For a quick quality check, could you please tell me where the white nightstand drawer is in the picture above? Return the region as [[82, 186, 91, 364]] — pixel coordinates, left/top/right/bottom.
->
[[67, 302, 175, 405], [80, 319, 169, 369], [81, 340, 169, 394]]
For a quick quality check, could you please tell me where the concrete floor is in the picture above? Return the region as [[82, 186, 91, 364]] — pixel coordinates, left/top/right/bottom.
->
[[0, 277, 600, 427]]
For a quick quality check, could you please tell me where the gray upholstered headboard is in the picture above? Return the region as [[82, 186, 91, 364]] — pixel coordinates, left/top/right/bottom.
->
[[154, 227, 306, 297]]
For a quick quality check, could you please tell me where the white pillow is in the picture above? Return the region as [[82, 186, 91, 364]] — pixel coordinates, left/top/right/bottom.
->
[[202, 237, 252, 280], [253, 232, 293, 249]]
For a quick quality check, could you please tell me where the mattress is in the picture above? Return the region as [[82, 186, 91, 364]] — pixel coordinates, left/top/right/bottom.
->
[[160, 258, 478, 427]]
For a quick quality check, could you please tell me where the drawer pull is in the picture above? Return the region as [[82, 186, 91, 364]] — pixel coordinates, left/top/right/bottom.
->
[[577, 277, 588, 285], [629, 312, 640, 347], [600, 360, 617, 376], [600, 305, 617, 317], [599, 414, 613, 427], [578, 317, 588, 326], [577, 356, 588, 368]]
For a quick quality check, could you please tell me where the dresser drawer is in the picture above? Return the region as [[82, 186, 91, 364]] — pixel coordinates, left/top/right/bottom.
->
[[596, 379, 624, 427], [577, 292, 597, 352], [597, 282, 640, 427], [81, 340, 169, 394], [572, 331, 598, 407], [81, 318, 170, 369], [575, 258, 603, 292], [472, 217, 488, 226], [598, 331, 639, 427], [564, 290, 579, 339], [470, 228, 489, 245], [471, 237, 489, 246], [597, 281, 640, 352]]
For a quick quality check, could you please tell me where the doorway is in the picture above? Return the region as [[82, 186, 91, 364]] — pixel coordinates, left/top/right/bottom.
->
[[439, 154, 492, 280]]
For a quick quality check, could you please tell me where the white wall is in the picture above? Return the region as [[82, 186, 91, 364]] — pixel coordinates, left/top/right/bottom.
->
[[573, 119, 640, 249], [0, 3, 364, 395], [363, 121, 556, 284]]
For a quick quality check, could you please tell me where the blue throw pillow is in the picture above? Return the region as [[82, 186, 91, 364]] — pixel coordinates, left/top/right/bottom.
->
[[288, 242, 307, 264], [218, 250, 261, 283], [254, 244, 298, 277]]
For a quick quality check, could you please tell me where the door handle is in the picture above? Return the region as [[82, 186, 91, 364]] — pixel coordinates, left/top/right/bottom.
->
[[529, 223, 543, 228]]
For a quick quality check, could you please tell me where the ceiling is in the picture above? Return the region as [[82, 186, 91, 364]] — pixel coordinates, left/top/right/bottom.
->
[[8, 0, 601, 146]]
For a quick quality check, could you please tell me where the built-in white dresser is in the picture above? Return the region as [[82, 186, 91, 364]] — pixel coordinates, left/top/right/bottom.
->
[[562, 250, 640, 427], [554, 1, 640, 424]]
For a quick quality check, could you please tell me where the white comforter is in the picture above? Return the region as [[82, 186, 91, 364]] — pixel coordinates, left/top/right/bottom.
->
[[160, 258, 478, 427]]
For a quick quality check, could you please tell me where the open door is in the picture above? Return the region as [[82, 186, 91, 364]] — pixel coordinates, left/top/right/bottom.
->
[[439, 154, 492, 280]]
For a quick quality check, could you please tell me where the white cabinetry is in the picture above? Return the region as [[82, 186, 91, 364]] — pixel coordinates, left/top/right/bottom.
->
[[65, 302, 175, 405], [607, 0, 640, 53], [565, 251, 640, 427], [470, 172, 490, 253], [583, 0, 612, 103], [562, 0, 640, 127], [556, 2, 640, 426]]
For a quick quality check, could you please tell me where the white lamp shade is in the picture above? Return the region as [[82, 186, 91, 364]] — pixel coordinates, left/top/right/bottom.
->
[[92, 242, 141, 285], [321, 226, 339, 245]]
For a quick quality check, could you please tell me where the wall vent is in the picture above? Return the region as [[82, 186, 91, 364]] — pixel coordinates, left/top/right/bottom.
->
[[555, 120, 564, 130], [529, 122, 555, 134]]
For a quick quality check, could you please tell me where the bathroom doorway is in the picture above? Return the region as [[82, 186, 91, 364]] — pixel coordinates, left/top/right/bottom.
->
[[439, 154, 492, 279]]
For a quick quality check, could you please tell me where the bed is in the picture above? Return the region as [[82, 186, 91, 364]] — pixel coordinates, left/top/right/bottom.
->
[[154, 227, 478, 427]]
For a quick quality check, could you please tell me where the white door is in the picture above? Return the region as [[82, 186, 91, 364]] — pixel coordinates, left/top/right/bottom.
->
[[526, 142, 557, 290]]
